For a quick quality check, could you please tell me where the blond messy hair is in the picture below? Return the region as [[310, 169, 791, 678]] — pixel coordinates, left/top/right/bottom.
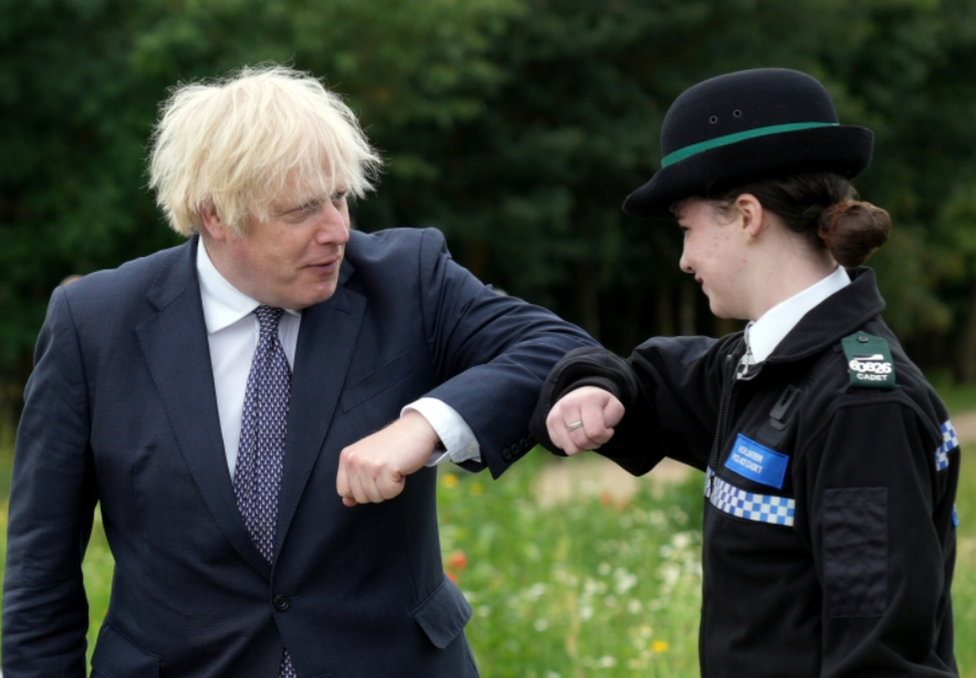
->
[[148, 64, 382, 236]]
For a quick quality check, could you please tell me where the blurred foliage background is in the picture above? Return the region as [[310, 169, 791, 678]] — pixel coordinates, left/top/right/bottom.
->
[[4, 0, 976, 424], [4, 2, 976, 674]]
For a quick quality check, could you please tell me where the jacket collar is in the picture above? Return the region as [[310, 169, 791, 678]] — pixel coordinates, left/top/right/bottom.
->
[[766, 267, 885, 364]]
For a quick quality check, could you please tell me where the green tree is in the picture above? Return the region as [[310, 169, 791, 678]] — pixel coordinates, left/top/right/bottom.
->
[[0, 0, 177, 414], [5, 0, 976, 424], [0, 0, 523, 419], [366, 0, 976, 367]]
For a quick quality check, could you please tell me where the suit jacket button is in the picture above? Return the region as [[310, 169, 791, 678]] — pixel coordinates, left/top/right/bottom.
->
[[274, 594, 291, 612]]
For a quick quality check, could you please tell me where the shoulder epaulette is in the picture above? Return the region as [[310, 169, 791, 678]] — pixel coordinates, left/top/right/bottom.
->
[[841, 332, 896, 389]]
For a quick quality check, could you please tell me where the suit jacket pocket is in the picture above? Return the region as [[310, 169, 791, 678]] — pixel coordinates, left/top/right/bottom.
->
[[91, 622, 160, 677], [410, 575, 473, 649], [340, 353, 415, 413]]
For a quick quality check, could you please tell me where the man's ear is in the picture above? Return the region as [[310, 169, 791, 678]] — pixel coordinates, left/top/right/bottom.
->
[[199, 205, 230, 242], [736, 193, 767, 240]]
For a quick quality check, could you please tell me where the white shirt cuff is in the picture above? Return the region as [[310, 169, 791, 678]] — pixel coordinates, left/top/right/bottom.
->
[[402, 397, 482, 467]]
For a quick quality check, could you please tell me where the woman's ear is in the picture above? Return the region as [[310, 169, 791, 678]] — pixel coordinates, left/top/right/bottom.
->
[[735, 193, 767, 240]]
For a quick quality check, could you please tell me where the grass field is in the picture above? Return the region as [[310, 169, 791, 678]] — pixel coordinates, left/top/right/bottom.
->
[[0, 410, 973, 676]]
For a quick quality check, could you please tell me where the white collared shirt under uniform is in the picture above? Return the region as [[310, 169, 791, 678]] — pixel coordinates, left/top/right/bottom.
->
[[741, 265, 851, 369]]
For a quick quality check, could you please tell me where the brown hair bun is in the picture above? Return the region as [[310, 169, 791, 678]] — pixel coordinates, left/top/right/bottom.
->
[[817, 199, 891, 267]]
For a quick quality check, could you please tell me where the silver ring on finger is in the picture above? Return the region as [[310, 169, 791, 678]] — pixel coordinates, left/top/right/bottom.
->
[[567, 421, 584, 432]]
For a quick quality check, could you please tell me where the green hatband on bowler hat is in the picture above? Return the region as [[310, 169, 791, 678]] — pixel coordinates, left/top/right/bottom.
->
[[623, 68, 874, 220]]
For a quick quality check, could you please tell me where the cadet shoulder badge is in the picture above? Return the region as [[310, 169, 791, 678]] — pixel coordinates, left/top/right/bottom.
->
[[841, 332, 896, 389]]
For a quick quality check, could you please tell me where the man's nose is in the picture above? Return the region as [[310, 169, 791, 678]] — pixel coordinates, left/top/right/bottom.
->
[[315, 202, 350, 244]]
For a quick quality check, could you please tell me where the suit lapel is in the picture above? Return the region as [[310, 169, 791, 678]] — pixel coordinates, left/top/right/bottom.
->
[[136, 238, 271, 579], [274, 283, 366, 556]]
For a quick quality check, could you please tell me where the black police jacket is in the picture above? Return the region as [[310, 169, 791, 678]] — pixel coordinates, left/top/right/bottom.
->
[[531, 268, 959, 677]]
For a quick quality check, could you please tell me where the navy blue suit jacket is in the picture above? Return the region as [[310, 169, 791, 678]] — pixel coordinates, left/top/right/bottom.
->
[[2, 228, 593, 677]]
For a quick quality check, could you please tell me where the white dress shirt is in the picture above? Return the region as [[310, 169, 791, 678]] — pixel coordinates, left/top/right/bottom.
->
[[195, 240, 481, 477], [746, 266, 851, 364]]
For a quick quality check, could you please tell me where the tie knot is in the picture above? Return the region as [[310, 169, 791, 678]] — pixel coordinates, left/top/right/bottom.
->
[[254, 305, 285, 334]]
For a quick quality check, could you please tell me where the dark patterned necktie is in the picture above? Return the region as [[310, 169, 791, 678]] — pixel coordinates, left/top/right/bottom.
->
[[233, 305, 297, 678]]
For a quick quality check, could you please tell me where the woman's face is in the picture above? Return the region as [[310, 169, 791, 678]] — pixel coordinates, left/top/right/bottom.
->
[[675, 197, 752, 320]]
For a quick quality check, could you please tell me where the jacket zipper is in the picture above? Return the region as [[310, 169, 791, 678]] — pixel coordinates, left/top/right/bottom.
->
[[701, 352, 736, 678], [709, 353, 737, 472]]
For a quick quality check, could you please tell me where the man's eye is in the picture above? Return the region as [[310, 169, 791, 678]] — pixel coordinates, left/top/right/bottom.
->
[[331, 191, 348, 203]]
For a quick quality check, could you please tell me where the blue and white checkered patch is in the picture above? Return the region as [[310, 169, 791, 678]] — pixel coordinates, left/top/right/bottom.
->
[[935, 419, 959, 472], [705, 468, 795, 527]]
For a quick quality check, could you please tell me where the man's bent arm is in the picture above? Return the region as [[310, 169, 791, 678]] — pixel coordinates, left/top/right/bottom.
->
[[415, 228, 596, 478]]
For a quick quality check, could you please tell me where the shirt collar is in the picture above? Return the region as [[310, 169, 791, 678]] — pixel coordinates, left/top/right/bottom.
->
[[748, 266, 851, 363], [196, 238, 298, 334]]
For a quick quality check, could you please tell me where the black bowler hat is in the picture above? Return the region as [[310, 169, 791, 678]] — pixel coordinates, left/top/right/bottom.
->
[[623, 68, 874, 219]]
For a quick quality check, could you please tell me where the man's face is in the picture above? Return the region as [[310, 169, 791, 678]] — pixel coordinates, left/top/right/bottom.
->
[[205, 187, 352, 309]]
